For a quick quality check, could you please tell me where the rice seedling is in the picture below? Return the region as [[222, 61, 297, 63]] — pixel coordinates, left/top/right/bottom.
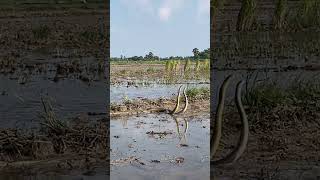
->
[[236, 0, 257, 31], [165, 61, 171, 72], [203, 59, 210, 71], [273, 0, 288, 30], [184, 59, 191, 72], [288, 0, 320, 29], [195, 59, 200, 72]]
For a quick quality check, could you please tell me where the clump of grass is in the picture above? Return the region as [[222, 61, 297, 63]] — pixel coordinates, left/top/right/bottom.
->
[[175, 60, 180, 72], [288, 80, 320, 104], [32, 25, 51, 39], [203, 59, 210, 71], [195, 59, 200, 72], [40, 96, 67, 135], [243, 80, 320, 110], [291, 0, 320, 29], [186, 87, 210, 101], [119, 69, 127, 75], [122, 95, 132, 105], [236, 0, 257, 31], [165, 61, 171, 72], [273, 0, 288, 30], [147, 67, 156, 73], [184, 59, 191, 72], [243, 83, 286, 109]]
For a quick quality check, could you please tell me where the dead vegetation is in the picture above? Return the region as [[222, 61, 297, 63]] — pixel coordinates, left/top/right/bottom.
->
[[0, 97, 108, 173]]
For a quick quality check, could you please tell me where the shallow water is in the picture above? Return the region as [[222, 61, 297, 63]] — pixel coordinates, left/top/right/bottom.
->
[[0, 74, 107, 128], [111, 83, 209, 103], [110, 113, 210, 180]]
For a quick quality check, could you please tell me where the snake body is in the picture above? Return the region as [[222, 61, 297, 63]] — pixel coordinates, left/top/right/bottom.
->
[[211, 75, 249, 165], [171, 85, 188, 114]]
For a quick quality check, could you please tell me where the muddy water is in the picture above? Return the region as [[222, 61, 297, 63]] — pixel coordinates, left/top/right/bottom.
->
[[111, 83, 209, 103], [110, 113, 210, 180]]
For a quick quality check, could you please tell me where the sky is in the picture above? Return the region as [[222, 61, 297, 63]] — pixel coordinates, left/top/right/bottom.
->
[[110, 0, 209, 58]]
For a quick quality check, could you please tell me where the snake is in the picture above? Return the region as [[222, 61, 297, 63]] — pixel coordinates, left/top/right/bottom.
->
[[211, 75, 249, 165], [170, 85, 188, 114]]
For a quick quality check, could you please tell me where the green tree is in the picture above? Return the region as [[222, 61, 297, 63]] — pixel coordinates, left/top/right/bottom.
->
[[192, 48, 200, 60]]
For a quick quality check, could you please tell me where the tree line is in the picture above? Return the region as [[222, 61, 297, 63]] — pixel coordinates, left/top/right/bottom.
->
[[111, 48, 210, 61]]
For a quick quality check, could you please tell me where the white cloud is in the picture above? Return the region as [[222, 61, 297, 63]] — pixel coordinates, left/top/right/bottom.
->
[[158, 0, 185, 22], [158, 7, 171, 21]]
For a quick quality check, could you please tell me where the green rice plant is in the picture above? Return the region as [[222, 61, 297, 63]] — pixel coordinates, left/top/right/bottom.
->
[[175, 60, 181, 72], [287, 0, 320, 29], [273, 0, 288, 30], [184, 59, 191, 72], [203, 59, 210, 71], [195, 59, 200, 72], [236, 0, 257, 31], [167, 60, 174, 72], [165, 61, 170, 72]]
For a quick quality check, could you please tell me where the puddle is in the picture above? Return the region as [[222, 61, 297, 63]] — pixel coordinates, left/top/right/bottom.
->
[[110, 113, 210, 180]]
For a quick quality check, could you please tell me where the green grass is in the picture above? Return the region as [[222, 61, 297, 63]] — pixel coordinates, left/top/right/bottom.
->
[[186, 87, 210, 101], [237, 0, 257, 31], [243, 80, 320, 110], [273, 0, 288, 30]]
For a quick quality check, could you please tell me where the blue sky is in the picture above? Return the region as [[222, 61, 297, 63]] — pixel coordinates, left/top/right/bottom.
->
[[111, 0, 209, 58]]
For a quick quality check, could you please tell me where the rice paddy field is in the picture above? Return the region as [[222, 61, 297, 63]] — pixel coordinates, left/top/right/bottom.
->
[[211, 0, 320, 179], [110, 60, 211, 180]]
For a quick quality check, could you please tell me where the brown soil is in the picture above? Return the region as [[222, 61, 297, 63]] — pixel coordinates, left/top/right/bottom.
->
[[0, 5, 107, 59]]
